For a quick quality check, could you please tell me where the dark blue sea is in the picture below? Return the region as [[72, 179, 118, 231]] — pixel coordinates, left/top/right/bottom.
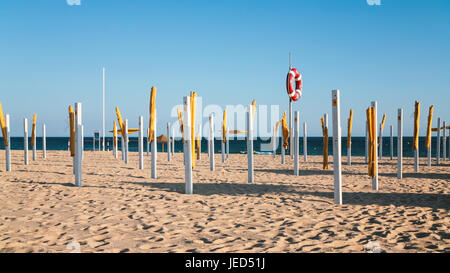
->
[[0, 136, 448, 158]]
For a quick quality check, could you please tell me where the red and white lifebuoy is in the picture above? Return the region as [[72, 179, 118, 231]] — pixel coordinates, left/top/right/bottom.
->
[[286, 68, 302, 101]]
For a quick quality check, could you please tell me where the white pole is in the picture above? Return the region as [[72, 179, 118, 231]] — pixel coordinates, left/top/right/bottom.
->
[[183, 96, 193, 194], [102, 67, 105, 151], [443, 121, 446, 161], [332, 90, 342, 205], [221, 126, 225, 163], [146, 128, 150, 157], [365, 121, 368, 164], [121, 136, 124, 160], [24, 118, 28, 165], [398, 109, 403, 179], [5, 114, 11, 172], [379, 123, 383, 160], [437, 117, 441, 165], [32, 123, 36, 161], [114, 124, 118, 159], [81, 125, 84, 160], [272, 125, 277, 159], [347, 119, 351, 166], [303, 122, 307, 162], [138, 116, 144, 170], [42, 124, 46, 158], [124, 119, 129, 164], [371, 101, 378, 191], [209, 114, 215, 171], [167, 122, 171, 162], [289, 100, 293, 158], [247, 105, 254, 183], [75, 102, 82, 187], [226, 130, 229, 159], [172, 127, 175, 156], [390, 125, 393, 160], [151, 111, 157, 179], [294, 111, 299, 176], [93, 135, 95, 151]]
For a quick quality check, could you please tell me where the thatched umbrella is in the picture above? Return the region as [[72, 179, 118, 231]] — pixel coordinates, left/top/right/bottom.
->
[[157, 134, 168, 152]]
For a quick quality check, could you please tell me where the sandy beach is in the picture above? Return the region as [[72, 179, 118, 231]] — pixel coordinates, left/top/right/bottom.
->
[[0, 150, 448, 253]]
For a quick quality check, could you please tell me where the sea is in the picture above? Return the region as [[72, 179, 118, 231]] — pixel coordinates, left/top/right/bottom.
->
[[0, 136, 448, 158]]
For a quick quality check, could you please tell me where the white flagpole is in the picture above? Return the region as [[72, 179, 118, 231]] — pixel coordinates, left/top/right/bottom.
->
[[332, 90, 342, 204]]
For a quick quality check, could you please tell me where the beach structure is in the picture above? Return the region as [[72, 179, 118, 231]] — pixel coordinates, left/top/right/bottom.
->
[[222, 110, 227, 163], [102, 67, 105, 151], [42, 124, 46, 159], [281, 111, 289, 164], [0, 103, 11, 171], [183, 96, 193, 194], [436, 118, 441, 165], [379, 113, 386, 160], [138, 116, 144, 170], [286, 54, 303, 159], [397, 108, 403, 179], [209, 113, 215, 171], [303, 122, 307, 162], [413, 101, 420, 172], [124, 119, 129, 164], [320, 114, 329, 170], [390, 125, 393, 160], [347, 109, 353, 165], [167, 123, 171, 162], [113, 121, 118, 158], [294, 111, 299, 176], [247, 103, 254, 183], [24, 118, 29, 165], [367, 101, 378, 190], [443, 121, 446, 161], [149, 101, 157, 179], [332, 90, 342, 205], [31, 114, 37, 161], [426, 106, 434, 167], [74, 103, 83, 187]]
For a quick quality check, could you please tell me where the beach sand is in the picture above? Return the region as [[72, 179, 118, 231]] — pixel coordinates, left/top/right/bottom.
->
[[0, 150, 448, 253]]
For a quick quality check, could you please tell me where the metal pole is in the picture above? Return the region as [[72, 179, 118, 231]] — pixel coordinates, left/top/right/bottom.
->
[[398, 109, 403, 179], [303, 122, 307, 162], [247, 106, 254, 183], [121, 136, 124, 160], [32, 122, 36, 161], [114, 123, 118, 159], [443, 121, 447, 161], [289, 100, 293, 158], [332, 90, 342, 205], [75, 102, 82, 187], [222, 122, 225, 163], [24, 118, 28, 165], [437, 118, 441, 165], [294, 111, 299, 176], [347, 119, 351, 166], [272, 125, 276, 159], [102, 67, 105, 151], [5, 114, 11, 171], [209, 114, 215, 171], [151, 111, 157, 179], [183, 96, 193, 194], [138, 116, 144, 170], [371, 101, 378, 190]]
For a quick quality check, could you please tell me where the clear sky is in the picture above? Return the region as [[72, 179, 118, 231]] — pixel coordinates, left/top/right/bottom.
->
[[1, 0, 449, 137]]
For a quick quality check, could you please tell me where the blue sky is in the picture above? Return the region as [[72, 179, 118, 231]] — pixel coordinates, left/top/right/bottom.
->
[[0, 0, 449, 137]]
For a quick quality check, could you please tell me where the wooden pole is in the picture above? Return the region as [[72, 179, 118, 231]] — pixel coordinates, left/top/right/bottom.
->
[[332, 90, 342, 205], [183, 96, 193, 194], [5, 114, 11, 171], [413, 102, 420, 173], [32, 115, 36, 161], [437, 117, 441, 165], [371, 101, 378, 190], [390, 125, 393, 160], [247, 106, 254, 183], [398, 109, 403, 179], [75, 103, 82, 187], [138, 116, 144, 170], [151, 111, 157, 179], [294, 111, 299, 176], [24, 118, 28, 165]]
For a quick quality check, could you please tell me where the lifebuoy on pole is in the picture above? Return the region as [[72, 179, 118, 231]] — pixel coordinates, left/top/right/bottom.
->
[[286, 68, 302, 101]]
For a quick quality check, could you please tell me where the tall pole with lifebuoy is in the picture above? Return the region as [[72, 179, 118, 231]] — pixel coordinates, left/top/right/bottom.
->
[[286, 52, 303, 160]]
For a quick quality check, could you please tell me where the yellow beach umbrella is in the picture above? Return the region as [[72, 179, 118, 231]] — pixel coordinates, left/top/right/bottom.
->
[[115, 106, 126, 141], [0, 102, 8, 146]]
